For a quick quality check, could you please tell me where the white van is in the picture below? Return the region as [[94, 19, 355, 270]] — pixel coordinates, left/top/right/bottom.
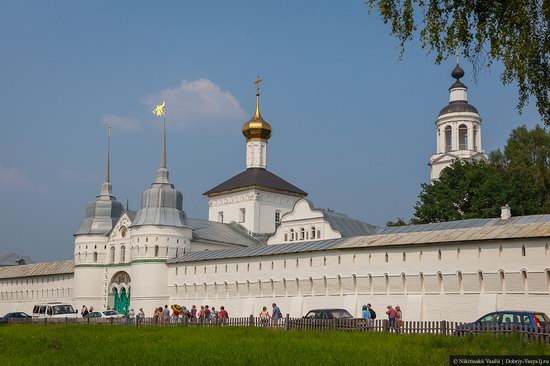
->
[[32, 302, 78, 319]]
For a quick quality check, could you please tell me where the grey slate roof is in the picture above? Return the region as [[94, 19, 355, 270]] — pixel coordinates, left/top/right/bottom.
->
[[75, 192, 125, 236], [0, 253, 32, 266], [187, 218, 262, 247], [320, 209, 380, 237], [203, 168, 307, 196], [169, 214, 550, 264], [132, 168, 189, 228], [0, 260, 74, 279], [438, 101, 479, 117]]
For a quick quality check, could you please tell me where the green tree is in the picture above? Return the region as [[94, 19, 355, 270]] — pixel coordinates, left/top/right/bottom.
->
[[412, 125, 550, 223], [386, 217, 408, 226], [365, 0, 550, 124]]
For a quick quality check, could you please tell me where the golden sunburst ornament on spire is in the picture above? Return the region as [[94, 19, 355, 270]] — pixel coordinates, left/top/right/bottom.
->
[[242, 75, 272, 141]]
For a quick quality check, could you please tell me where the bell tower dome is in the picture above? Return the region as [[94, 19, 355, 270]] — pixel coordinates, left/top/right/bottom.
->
[[241, 76, 272, 169]]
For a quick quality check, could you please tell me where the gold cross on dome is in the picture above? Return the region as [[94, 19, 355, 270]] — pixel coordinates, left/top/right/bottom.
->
[[254, 75, 262, 93]]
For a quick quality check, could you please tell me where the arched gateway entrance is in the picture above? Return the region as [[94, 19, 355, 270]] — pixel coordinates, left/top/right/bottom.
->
[[109, 271, 131, 316]]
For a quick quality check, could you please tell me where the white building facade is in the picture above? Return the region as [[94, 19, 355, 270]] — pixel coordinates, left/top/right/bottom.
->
[[1, 71, 549, 322]]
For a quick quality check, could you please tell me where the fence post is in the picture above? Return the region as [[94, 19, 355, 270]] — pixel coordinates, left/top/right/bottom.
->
[[440, 320, 447, 336], [382, 319, 389, 332], [332, 317, 338, 331], [284, 314, 290, 331], [249, 315, 254, 327]]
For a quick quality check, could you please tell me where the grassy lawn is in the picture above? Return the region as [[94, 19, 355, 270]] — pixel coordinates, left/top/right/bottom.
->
[[0, 324, 548, 365]]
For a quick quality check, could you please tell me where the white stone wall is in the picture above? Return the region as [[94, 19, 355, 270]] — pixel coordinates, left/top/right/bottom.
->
[[167, 238, 550, 322], [208, 189, 300, 235], [0, 273, 74, 315]]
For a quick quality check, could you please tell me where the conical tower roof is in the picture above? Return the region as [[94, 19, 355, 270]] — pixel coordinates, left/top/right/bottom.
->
[[75, 127, 124, 235], [132, 118, 189, 228]]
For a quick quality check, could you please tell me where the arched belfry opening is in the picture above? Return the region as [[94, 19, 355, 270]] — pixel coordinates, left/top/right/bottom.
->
[[109, 271, 131, 316]]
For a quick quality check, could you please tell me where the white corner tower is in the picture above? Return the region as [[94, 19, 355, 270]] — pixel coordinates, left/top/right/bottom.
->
[[429, 62, 487, 180], [129, 118, 192, 311]]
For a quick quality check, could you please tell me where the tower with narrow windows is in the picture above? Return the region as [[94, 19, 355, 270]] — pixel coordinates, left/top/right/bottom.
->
[[429, 63, 487, 180], [204, 77, 307, 237]]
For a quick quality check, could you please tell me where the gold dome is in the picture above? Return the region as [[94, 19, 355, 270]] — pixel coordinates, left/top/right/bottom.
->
[[242, 77, 272, 141]]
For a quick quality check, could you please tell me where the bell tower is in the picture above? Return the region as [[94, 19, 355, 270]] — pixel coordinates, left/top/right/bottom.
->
[[429, 62, 487, 180]]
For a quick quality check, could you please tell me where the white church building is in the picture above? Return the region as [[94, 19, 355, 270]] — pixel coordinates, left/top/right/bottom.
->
[[1, 66, 549, 322]]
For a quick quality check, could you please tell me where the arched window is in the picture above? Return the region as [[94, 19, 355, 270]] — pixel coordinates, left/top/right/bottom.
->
[[247, 263, 250, 272], [300, 227, 305, 240], [521, 270, 528, 293], [521, 245, 526, 257], [478, 247, 482, 258], [275, 210, 281, 227], [401, 273, 406, 293], [402, 252, 406, 262], [457, 271, 463, 293], [419, 250, 423, 260], [154, 246, 159, 257], [438, 249, 442, 260], [296, 258, 299, 268], [478, 271, 484, 293], [323, 257, 326, 266], [110, 246, 115, 263], [311, 226, 316, 239], [309, 258, 313, 267], [384, 274, 389, 294], [437, 272, 443, 294], [473, 125, 478, 150], [93, 252, 98, 263], [338, 255, 341, 265], [499, 245, 503, 257], [289, 229, 294, 241], [445, 126, 452, 151], [120, 246, 126, 263], [385, 252, 388, 263], [458, 124, 468, 150], [499, 271, 506, 293], [457, 247, 461, 259]]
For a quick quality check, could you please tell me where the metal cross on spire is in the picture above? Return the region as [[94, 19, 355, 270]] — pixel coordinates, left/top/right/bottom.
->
[[254, 75, 262, 94]]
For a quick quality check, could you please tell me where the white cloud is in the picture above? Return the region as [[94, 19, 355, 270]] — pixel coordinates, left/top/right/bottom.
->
[[0, 162, 34, 190], [101, 114, 141, 131], [142, 79, 247, 128]]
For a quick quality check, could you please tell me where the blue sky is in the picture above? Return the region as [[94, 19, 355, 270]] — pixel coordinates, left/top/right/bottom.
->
[[0, 1, 542, 261]]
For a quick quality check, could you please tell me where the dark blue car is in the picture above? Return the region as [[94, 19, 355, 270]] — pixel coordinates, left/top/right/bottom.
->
[[455, 311, 549, 335], [0, 312, 32, 324]]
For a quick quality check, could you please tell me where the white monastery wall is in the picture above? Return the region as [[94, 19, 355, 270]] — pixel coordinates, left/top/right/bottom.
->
[[0, 273, 74, 315], [167, 238, 550, 322]]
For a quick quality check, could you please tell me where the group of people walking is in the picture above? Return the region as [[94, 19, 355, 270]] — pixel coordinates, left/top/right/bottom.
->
[[361, 304, 403, 332], [141, 304, 230, 324]]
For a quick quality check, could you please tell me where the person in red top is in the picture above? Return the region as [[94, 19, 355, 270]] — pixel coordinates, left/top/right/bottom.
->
[[386, 305, 397, 331], [218, 306, 229, 324]]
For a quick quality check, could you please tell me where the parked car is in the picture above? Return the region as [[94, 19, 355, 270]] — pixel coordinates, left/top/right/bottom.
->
[[455, 311, 549, 335], [32, 303, 78, 319], [84, 310, 125, 319], [1, 312, 32, 323], [303, 309, 354, 320]]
